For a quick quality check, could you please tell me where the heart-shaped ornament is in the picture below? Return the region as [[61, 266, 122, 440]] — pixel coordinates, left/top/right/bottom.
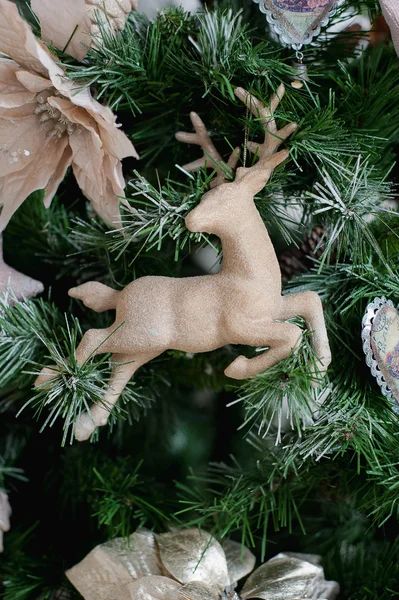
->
[[253, 0, 338, 48], [362, 297, 399, 412]]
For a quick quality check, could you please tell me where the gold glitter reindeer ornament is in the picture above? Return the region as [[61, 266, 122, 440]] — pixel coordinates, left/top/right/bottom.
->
[[36, 84, 331, 441]]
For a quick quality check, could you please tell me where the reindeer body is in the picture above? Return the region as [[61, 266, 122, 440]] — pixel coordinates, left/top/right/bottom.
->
[[94, 274, 234, 354], [36, 84, 331, 441], [81, 195, 283, 354]]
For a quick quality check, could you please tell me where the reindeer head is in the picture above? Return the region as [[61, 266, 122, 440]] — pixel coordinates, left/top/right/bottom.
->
[[177, 84, 297, 235], [185, 181, 244, 234]]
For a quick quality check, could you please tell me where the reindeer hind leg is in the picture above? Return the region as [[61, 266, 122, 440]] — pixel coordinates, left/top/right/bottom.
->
[[281, 292, 331, 375], [225, 322, 302, 380]]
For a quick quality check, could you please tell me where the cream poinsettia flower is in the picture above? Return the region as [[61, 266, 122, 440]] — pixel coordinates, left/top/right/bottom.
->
[[31, 0, 139, 61], [0, 0, 138, 230], [66, 528, 340, 600]]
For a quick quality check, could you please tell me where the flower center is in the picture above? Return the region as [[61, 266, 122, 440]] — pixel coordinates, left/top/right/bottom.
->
[[34, 90, 77, 140]]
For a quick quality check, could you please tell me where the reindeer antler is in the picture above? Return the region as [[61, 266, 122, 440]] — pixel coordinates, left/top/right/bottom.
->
[[234, 83, 297, 169], [176, 85, 296, 188], [176, 112, 240, 188]]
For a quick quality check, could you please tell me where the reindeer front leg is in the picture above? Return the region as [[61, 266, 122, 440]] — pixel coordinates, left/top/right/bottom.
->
[[74, 353, 140, 441], [225, 322, 302, 380], [281, 292, 331, 374], [34, 326, 115, 389], [74, 351, 161, 441]]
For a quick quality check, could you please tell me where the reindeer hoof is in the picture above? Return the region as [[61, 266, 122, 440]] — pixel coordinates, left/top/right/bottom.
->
[[225, 355, 250, 380], [317, 347, 332, 372], [74, 413, 97, 442], [311, 351, 332, 387], [35, 366, 59, 389], [320, 355, 332, 375]]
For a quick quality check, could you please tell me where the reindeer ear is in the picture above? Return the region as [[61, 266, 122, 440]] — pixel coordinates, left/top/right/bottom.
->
[[234, 168, 263, 195], [247, 169, 273, 195], [235, 149, 289, 194]]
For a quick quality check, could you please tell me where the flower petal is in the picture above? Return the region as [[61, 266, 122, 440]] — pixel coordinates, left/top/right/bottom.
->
[[0, 113, 45, 176], [89, 0, 136, 19], [0, 0, 70, 102], [105, 153, 125, 195], [50, 77, 114, 121], [0, 136, 69, 230], [123, 0, 139, 11], [0, 0, 49, 75], [240, 553, 332, 600], [73, 163, 122, 226], [0, 102, 36, 120], [156, 530, 230, 592], [43, 145, 73, 208], [123, 576, 181, 600], [0, 59, 26, 91], [0, 59, 36, 107], [47, 95, 105, 199], [66, 529, 163, 600], [222, 539, 256, 587], [51, 97, 130, 226], [15, 70, 52, 94], [46, 77, 138, 160], [69, 126, 104, 196], [84, 100, 139, 159], [102, 154, 129, 223], [88, 0, 138, 46], [98, 120, 138, 160], [47, 90, 128, 165], [31, 0, 91, 61], [46, 94, 96, 128], [179, 582, 218, 600], [0, 89, 34, 108]]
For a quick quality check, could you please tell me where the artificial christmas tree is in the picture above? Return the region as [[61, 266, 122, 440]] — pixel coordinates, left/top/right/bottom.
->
[[35, 83, 330, 442], [0, 0, 398, 599]]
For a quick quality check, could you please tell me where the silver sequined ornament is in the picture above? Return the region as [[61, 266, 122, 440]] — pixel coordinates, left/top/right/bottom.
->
[[362, 296, 399, 413], [252, 0, 339, 49]]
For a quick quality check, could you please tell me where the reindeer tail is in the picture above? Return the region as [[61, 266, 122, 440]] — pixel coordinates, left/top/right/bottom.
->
[[69, 282, 120, 312]]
